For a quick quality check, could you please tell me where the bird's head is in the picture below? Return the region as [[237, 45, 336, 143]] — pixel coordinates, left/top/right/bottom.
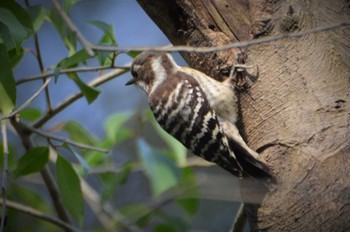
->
[[125, 52, 179, 95]]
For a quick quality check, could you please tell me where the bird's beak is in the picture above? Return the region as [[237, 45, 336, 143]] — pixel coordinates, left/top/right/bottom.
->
[[125, 79, 135, 86]]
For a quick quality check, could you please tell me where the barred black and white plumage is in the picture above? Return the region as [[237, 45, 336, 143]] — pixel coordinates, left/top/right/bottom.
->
[[126, 52, 271, 178]]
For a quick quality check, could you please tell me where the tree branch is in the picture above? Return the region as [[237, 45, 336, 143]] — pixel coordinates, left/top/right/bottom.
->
[[80, 179, 143, 232], [0, 198, 80, 232], [19, 122, 108, 153], [16, 66, 127, 85], [50, 0, 95, 56], [24, 0, 53, 112], [0, 78, 51, 122], [32, 68, 128, 128], [90, 21, 349, 53]]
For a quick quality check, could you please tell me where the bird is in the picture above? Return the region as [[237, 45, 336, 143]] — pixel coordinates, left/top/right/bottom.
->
[[126, 52, 271, 179]]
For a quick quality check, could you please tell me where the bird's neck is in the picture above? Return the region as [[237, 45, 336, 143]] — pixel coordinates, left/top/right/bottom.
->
[[149, 54, 179, 95]]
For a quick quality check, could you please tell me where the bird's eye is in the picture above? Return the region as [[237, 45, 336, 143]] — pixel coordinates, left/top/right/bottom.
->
[[131, 70, 138, 78]]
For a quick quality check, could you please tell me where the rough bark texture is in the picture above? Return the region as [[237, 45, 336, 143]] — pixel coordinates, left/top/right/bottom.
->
[[137, 0, 350, 231]]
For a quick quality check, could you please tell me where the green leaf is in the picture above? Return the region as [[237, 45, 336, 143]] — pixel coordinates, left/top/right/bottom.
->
[[0, 10, 26, 52], [27, 5, 47, 32], [119, 204, 153, 227], [56, 154, 84, 222], [8, 46, 24, 68], [154, 224, 176, 232], [137, 139, 181, 197], [0, 21, 15, 51], [99, 163, 132, 203], [13, 147, 49, 179], [58, 49, 91, 69], [19, 107, 41, 122], [63, 0, 81, 11], [0, 1, 34, 41], [96, 51, 113, 66], [56, 50, 100, 104], [104, 113, 132, 146], [48, 8, 76, 55], [88, 20, 117, 44], [154, 219, 188, 232], [127, 51, 141, 58], [0, 42, 16, 115], [84, 150, 107, 166], [0, 144, 16, 170], [175, 168, 199, 216], [71, 74, 100, 104], [146, 110, 187, 166], [62, 143, 90, 174], [88, 20, 117, 65], [63, 120, 97, 146]]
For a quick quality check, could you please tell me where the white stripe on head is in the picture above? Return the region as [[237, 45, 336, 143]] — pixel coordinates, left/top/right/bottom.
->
[[149, 56, 166, 95]]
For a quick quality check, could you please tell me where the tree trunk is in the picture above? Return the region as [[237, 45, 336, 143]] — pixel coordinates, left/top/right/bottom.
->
[[137, 0, 350, 231]]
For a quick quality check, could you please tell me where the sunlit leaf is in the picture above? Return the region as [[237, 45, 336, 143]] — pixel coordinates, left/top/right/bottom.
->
[[137, 139, 181, 197], [127, 51, 141, 58], [104, 113, 132, 146], [63, 120, 97, 146], [84, 150, 107, 166], [13, 147, 49, 179], [27, 5, 46, 32], [19, 107, 41, 122], [0, 42, 16, 115], [56, 154, 84, 222]]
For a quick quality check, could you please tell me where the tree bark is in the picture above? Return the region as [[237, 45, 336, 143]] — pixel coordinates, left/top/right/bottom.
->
[[137, 0, 350, 231]]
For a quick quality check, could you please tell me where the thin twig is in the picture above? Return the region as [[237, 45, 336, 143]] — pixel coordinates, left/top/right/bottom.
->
[[32, 68, 129, 128], [90, 21, 350, 53], [24, 0, 53, 113], [50, 0, 95, 56], [16, 66, 128, 85], [34, 28, 52, 112], [0, 121, 8, 232], [21, 122, 108, 153], [81, 179, 143, 232], [0, 198, 81, 232], [0, 79, 51, 122], [127, 183, 200, 227]]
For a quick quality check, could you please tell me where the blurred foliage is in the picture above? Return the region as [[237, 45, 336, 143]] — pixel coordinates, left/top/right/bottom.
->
[[0, 1, 200, 231]]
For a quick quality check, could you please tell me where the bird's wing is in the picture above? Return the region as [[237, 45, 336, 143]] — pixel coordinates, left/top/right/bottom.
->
[[149, 72, 243, 176]]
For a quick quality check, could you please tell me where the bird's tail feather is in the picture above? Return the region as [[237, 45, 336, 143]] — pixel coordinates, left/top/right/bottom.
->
[[227, 139, 273, 179]]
